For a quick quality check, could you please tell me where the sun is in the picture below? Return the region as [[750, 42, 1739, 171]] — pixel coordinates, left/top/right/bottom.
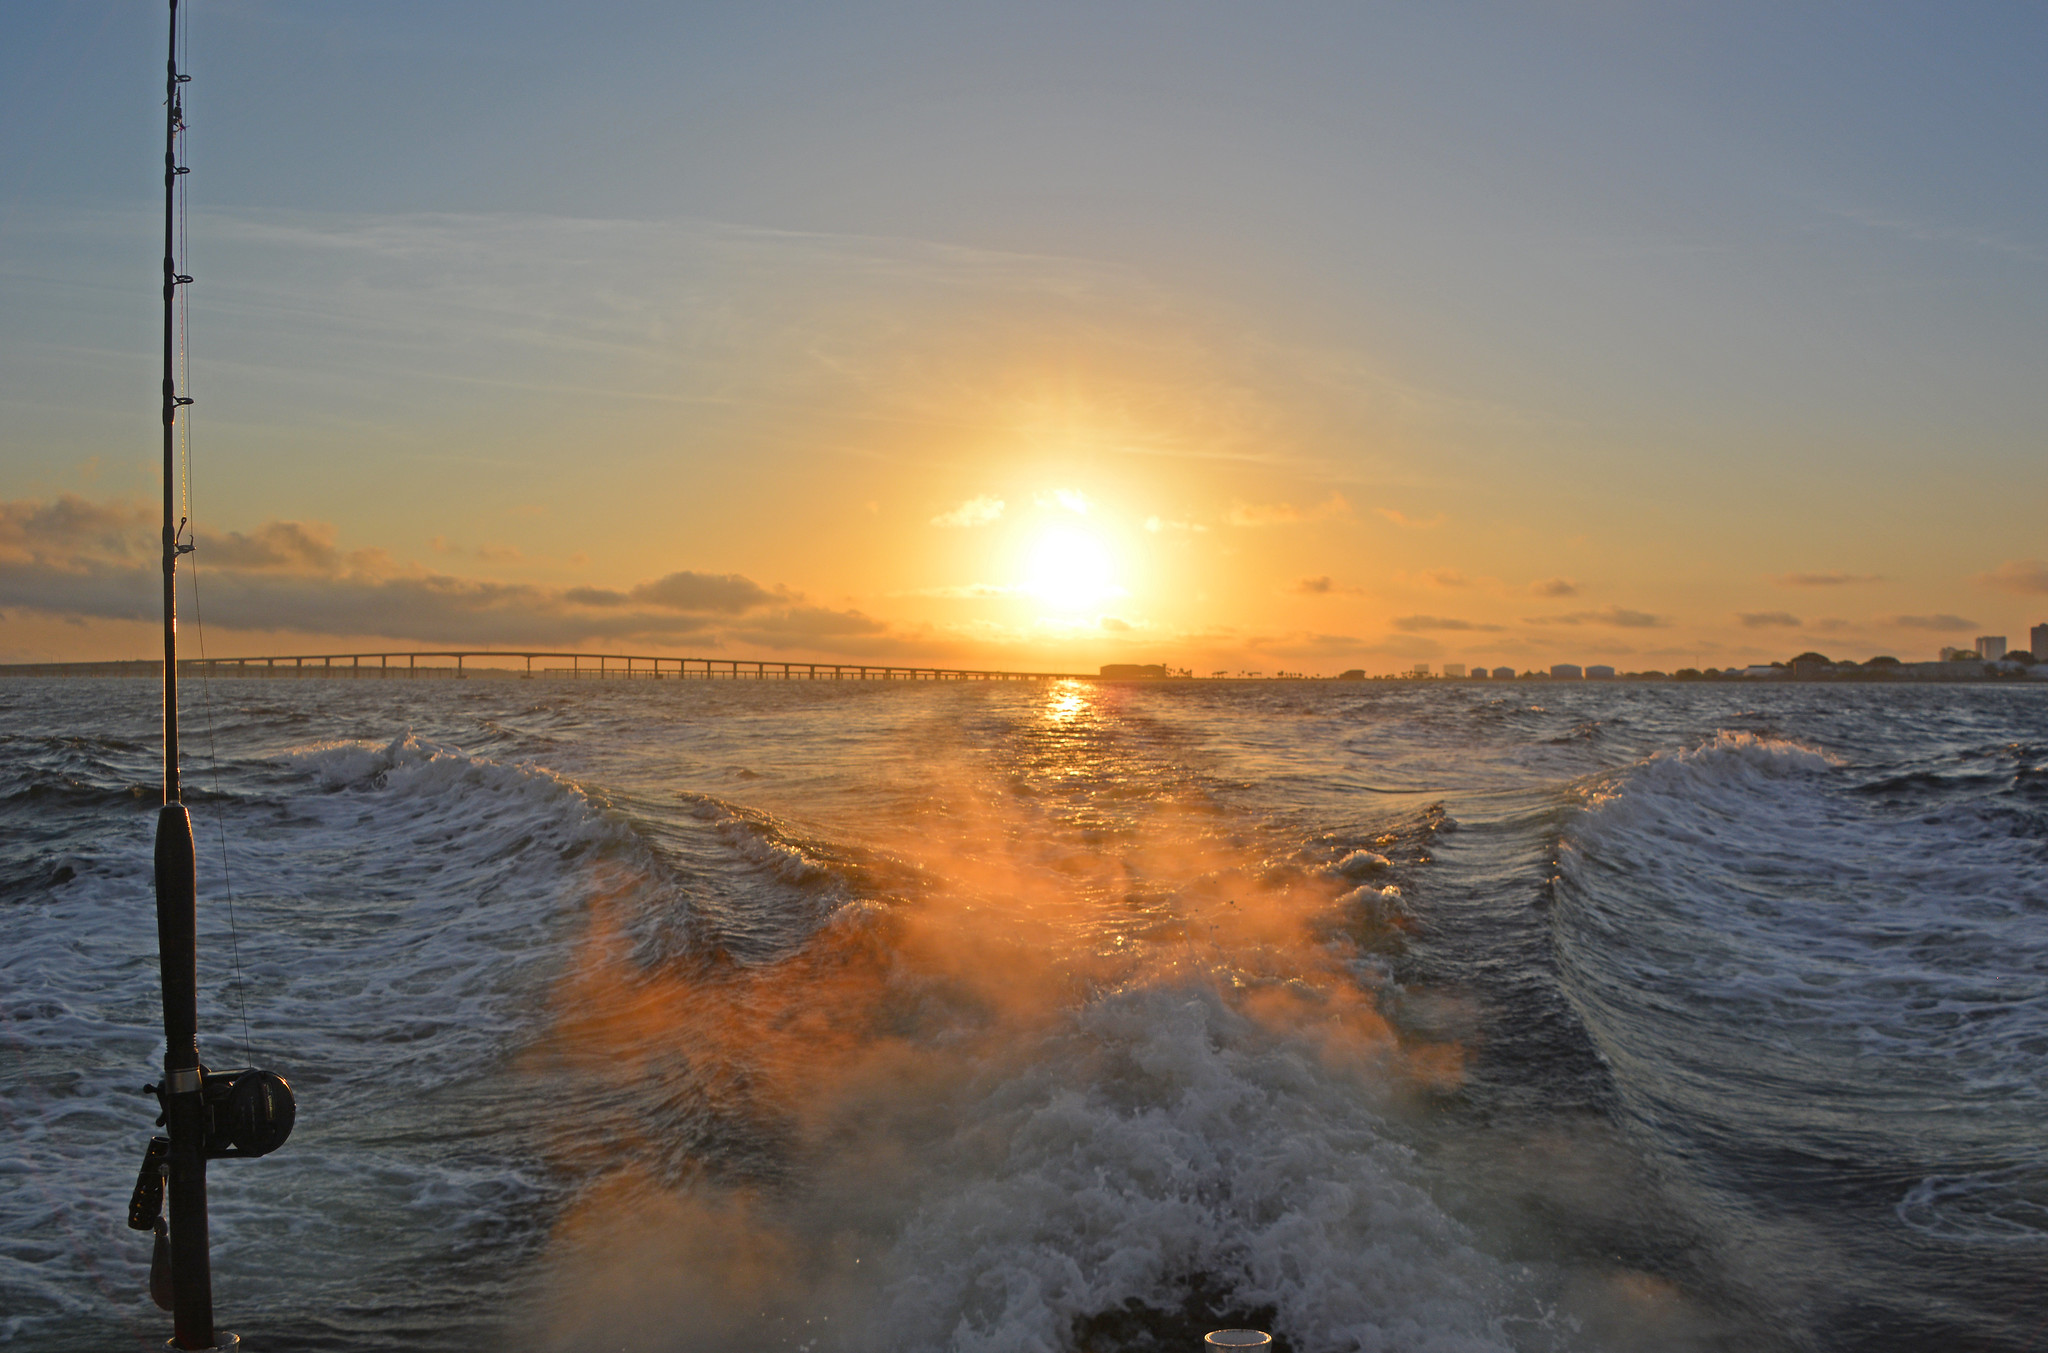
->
[[1023, 524, 1120, 611]]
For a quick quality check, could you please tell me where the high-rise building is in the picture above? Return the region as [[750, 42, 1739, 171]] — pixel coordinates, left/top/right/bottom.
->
[[2033, 624, 2048, 662], [1443, 663, 1467, 678], [1977, 635, 2007, 661]]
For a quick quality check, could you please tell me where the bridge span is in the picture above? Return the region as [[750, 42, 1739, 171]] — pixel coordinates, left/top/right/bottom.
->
[[2, 651, 1091, 682]]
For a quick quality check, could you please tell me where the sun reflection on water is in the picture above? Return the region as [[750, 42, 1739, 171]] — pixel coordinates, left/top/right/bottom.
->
[[1043, 679, 1091, 724]]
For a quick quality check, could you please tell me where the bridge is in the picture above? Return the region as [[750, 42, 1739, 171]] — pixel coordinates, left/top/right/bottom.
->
[[0, 651, 1092, 682]]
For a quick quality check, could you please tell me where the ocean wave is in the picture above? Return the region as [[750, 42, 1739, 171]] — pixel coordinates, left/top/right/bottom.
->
[[1551, 723, 2048, 1333], [1896, 1166, 2048, 1245]]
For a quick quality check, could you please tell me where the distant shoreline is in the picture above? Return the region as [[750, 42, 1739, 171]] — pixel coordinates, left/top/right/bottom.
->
[[6, 659, 2046, 685]]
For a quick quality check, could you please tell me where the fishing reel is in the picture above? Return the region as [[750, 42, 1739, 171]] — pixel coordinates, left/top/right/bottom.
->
[[142, 1065, 297, 1160], [127, 1068, 295, 1309], [129, 1068, 296, 1227], [195, 1067, 296, 1159]]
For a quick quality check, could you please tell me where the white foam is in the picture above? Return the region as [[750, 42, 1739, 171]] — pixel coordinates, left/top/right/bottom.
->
[[1331, 850, 1392, 879], [1897, 1167, 2048, 1244], [871, 983, 1520, 1353]]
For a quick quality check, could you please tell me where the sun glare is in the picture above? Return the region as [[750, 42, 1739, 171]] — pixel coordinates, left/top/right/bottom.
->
[[1024, 524, 1119, 611]]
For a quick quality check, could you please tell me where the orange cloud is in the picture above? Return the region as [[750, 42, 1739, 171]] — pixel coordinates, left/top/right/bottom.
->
[[929, 495, 1005, 528], [1773, 570, 1882, 587], [1391, 615, 1504, 632], [1228, 493, 1349, 527], [1974, 559, 2048, 594], [205, 520, 343, 573], [1375, 507, 1445, 528], [1525, 606, 1667, 628], [1882, 612, 1977, 630]]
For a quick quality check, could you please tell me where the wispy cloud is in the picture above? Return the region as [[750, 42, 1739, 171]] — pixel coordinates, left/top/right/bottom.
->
[[1528, 577, 1579, 597], [901, 582, 1025, 599], [1773, 570, 1882, 587], [1294, 575, 1364, 596], [431, 535, 527, 565], [1525, 606, 1667, 628], [930, 495, 1005, 528], [1739, 611, 1802, 628], [1391, 615, 1504, 632], [1882, 613, 1977, 631], [1376, 507, 1446, 529], [1035, 489, 1092, 515], [1829, 201, 2046, 265], [1974, 559, 2048, 594], [1228, 493, 1350, 527]]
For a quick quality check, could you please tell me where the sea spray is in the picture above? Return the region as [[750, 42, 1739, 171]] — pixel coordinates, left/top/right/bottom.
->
[[5, 677, 2045, 1350]]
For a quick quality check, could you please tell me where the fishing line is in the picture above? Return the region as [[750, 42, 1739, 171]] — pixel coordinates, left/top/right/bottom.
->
[[173, 10, 255, 1068]]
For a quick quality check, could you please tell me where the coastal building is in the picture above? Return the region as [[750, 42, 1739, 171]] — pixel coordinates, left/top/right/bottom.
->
[[2034, 624, 2048, 661], [1410, 663, 1431, 678], [1938, 647, 1979, 663], [1585, 664, 1616, 679], [1492, 666, 1515, 679], [1443, 663, 1467, 678], [1551, 663, 1583, 679], [1469, 664, 1489, 678], [1977, 636, 2007, 661]]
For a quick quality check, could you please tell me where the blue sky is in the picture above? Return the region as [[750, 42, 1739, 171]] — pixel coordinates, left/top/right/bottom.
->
[[3, 2, 2046, 668]]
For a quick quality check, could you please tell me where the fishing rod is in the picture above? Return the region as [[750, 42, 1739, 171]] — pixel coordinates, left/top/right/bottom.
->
[[125, 4, 295, 1349]]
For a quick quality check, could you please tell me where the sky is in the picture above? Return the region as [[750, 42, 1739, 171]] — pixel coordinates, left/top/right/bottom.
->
[[4, 1, 2047, 673]]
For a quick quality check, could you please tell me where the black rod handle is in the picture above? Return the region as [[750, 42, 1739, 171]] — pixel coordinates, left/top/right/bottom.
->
[[155, 801, 213, 1344]]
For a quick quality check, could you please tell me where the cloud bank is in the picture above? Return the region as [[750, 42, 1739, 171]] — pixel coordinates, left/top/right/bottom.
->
[[0, 494, 901, 656]]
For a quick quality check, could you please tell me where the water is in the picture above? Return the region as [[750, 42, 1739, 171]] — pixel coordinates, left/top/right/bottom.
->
[[2, 676, 2043, 1352]]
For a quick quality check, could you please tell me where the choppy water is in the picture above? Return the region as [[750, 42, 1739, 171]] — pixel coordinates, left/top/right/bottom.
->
[[2, 676, 2043, 1352]]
